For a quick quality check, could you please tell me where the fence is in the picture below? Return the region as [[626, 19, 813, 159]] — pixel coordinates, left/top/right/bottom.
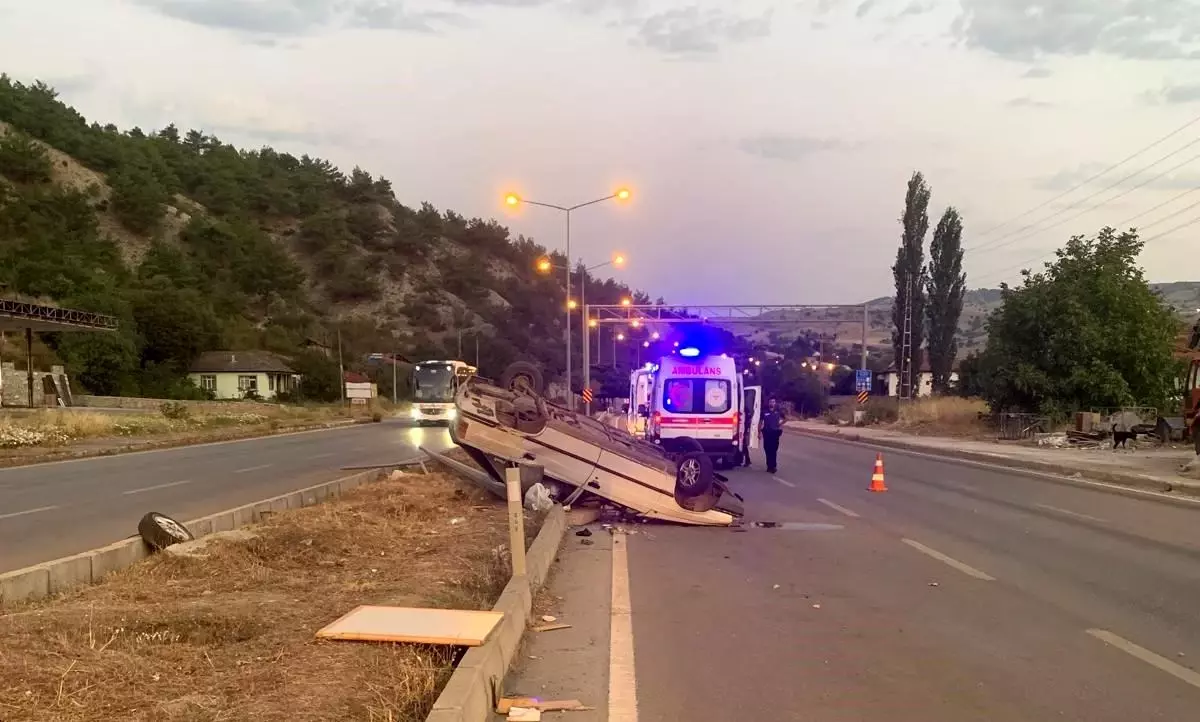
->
[[983, 412, 1051, 440]]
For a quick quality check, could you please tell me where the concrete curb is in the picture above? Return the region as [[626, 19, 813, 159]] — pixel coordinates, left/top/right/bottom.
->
[[789, 425, 1200, 497], [0, 417, 375, 470], [0, 467, 392, 607], [425, 504, 568, 722]]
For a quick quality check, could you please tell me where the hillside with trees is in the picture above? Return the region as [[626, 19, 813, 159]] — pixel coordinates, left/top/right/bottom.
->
[[0, 75, 650, 400]]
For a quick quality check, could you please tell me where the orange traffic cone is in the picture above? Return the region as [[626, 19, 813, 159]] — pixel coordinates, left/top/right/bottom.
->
[[868, 453, 888, 492]]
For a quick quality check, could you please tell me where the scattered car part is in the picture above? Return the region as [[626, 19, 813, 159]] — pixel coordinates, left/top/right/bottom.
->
[[137, 511, 195, 551]]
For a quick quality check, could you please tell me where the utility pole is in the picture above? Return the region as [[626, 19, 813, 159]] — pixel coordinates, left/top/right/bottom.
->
[[391, 348, 398, 405], [861, 303, 868, 371], [337, 326, 345, 406], [900, 272, 914, 401]]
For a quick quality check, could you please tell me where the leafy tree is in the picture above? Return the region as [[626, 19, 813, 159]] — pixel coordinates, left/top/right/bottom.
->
[[925, 206, 965, 393], [0, 131, 52, 183], [976, 228, 1180, 417], [892, 171, 930, 398]]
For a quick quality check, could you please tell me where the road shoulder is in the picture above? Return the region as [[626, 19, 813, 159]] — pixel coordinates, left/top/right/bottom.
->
[[499, 523, 613, 720], [788, 420, 1200, 497]]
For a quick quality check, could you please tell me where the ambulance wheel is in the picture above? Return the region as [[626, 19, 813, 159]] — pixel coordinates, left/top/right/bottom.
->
[[675, 451, 714, 498], [500, 361, 543, 395]]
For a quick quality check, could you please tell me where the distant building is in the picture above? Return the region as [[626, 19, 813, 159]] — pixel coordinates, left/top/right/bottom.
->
[[188, 351, 299, 400], [883, 352, 960, 398]]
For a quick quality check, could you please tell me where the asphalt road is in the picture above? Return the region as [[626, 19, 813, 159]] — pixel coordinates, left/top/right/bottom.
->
[[0, 420, 454, 573], [610, 432, 1200, 721]]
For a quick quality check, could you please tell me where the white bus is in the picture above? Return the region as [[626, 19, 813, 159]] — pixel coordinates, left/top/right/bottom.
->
[[410, 360, 478, 425]]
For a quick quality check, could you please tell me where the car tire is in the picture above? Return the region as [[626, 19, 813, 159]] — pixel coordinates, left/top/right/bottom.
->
[[137, 511, 194, 551], [500, 361, 544, 395], [675, 451, 714, 498]]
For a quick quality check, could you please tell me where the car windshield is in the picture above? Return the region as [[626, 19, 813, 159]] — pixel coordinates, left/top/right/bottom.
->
[[663, 378, 731, 414], [413, 365, 455, 402]]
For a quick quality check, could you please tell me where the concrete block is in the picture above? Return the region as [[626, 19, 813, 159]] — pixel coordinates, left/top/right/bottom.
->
[[0, 566, 50, 604], [253, 501, 273, 521], [47, 553, 93, 594], [90, 539, 148, 581], [269, 496, 289, 513], [232, 505, 255, 528], [285, 491, 304, 510], [189, 518, 214, 538], [210, 512, 236, 533]]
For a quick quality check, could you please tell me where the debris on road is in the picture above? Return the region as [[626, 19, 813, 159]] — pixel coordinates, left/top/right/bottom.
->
[[497, 697, 589, 714], [508, 707, 542, 721], [531, 623, 572, 633], [136, 510, 194, 550], [540, 615, 557, 622], [524, 482, 554, 512], [575, 528, 592, 537], [315, 605, 504, 646]]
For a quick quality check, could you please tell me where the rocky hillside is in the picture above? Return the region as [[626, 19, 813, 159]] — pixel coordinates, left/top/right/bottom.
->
[[0, 76, 649, 399]]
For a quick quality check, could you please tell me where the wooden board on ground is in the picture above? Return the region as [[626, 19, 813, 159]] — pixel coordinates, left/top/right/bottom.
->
[[315, 605, 504, 646], [497, 697, 587, 714]]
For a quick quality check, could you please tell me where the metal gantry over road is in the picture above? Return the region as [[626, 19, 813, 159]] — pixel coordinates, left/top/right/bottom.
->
[[0, 298, 118, 408], [582, 303, 872, 414]]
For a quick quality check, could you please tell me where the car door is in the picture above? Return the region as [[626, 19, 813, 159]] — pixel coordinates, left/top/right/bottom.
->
[[744, 386, 762, 449]]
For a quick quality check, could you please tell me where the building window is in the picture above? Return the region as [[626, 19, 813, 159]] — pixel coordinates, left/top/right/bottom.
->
[[268, 374, 276, 392], [238, 375, 258, 392], [199, 375, 216, 391]]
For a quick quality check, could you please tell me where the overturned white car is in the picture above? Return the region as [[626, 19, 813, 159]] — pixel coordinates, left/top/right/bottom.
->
[[448, 363, 745, 526]]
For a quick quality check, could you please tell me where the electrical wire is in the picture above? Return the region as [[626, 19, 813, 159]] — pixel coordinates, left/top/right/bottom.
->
[[971, 110, 1200, 239]]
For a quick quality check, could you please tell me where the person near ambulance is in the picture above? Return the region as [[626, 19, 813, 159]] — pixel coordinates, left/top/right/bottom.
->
[[740, 392, 756, 467], [758, 397, 786, 474]]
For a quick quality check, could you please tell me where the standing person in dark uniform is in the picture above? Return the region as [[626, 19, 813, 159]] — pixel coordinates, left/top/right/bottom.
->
[[740, 393, 757, 468], [758, 397, 786, 474]]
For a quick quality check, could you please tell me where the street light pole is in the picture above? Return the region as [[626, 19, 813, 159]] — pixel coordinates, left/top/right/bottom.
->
[[505, 189, 631, 411]]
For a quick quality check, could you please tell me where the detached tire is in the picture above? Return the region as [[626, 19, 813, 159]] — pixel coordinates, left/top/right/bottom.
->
[[138, 512, 194, 551], [500, 361, 544, 395], [675, 451, 714, 499]]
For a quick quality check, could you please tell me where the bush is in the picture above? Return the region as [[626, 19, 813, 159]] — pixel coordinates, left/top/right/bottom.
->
[[159, 400, 191, 420], [0, 131, 52, 183]]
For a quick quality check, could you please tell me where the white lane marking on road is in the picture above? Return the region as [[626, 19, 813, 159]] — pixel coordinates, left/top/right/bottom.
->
[[0, 505, 59, 520], [1087, 629, 1200, 690], [122, 479, 193, 495], [1034, 503, 1107, 523], [608, 532, 639, 722], [773, 476, 796, 488], [817, 498, 860, 518], [901, 538, 996, 581], [234, 464, 272, 474], [309, 452, 334, 460]]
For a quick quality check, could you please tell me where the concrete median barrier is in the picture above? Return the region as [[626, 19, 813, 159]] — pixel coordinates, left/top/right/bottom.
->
[[0, 467, 388, 607], [424, 504, 567, 722]]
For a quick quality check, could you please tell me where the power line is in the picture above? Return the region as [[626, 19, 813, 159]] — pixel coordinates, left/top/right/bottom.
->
[[968, 134, 1200, 253], [973, 146, 1200, 257], [1115, 184, 1200, 227], [972, 111, 1200, 239], [1140, 212, 1200, 244]]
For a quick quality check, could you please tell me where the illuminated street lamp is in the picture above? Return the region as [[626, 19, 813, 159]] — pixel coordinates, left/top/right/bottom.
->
[[504, 188, 633, 410], [568, 299, 578, 310]]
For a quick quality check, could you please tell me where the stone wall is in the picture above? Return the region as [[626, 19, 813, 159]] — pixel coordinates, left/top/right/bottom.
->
[[0, 363, 69, 408], [74, 395, 287, 414]]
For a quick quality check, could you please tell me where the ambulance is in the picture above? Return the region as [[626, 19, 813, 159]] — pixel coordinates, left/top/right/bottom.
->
[[642, 350, 761, 469]]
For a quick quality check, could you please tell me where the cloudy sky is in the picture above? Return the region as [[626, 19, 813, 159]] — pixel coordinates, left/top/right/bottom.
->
[[3, 0, 1200, 305]]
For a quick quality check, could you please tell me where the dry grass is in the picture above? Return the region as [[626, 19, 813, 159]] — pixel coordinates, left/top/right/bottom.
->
[[0, 471, 514, 722], [0, 404, 362, 451], [893, 396, 989, 436]]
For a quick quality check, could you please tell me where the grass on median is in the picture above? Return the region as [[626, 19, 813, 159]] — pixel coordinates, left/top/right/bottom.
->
[[0, 470, 522, 722]]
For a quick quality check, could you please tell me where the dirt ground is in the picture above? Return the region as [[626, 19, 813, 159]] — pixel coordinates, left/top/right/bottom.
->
[[0, 470, 528, 722]]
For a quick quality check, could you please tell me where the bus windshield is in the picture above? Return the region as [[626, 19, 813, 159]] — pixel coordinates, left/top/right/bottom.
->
[[413, 364, 456, 403]]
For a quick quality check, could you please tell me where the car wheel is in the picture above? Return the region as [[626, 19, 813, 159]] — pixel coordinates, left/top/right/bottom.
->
[[137, 511, 194, 551], [675, 451, 714, 498], [500, 361, 544, 396]]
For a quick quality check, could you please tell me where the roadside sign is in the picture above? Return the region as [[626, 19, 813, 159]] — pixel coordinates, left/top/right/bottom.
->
[[581, 387, 594, 404], [855, 369, 872, 393], [856, 390, 869, 405]]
